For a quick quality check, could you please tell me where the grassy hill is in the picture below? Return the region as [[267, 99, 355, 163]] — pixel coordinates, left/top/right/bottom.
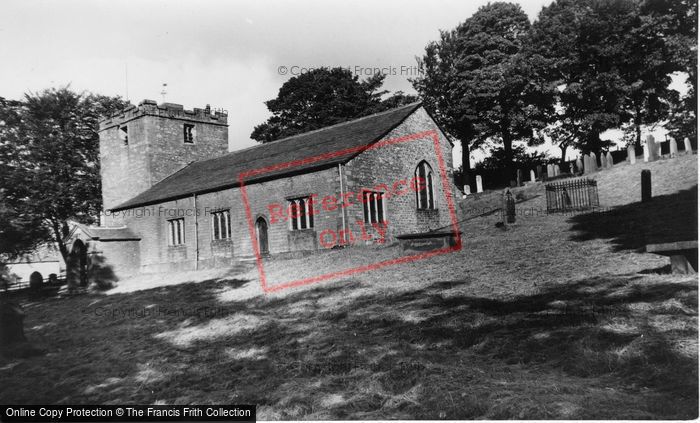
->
[[1, 154, 697, 419]]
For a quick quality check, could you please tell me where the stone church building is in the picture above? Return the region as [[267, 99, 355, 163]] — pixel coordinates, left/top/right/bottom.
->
[[66, 100, 456, 283]]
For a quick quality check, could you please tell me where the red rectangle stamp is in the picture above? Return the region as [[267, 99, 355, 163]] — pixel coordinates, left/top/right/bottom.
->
[[239, 129, 461, 293]]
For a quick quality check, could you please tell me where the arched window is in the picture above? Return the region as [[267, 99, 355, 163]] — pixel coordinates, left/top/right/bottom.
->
[[415, 161, 435, 210]]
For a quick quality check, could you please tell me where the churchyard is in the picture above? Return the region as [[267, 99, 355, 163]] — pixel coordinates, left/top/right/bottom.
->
[[0, 153, 696, 419]]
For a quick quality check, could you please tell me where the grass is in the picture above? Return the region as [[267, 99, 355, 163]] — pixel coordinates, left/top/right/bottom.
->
[[0, 154, 697, 419]]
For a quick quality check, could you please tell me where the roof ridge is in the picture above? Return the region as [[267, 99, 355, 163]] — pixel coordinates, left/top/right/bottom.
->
[[213, 101, 422, 160], [259, 102, 422, 145], [110, 101, 426, 210]]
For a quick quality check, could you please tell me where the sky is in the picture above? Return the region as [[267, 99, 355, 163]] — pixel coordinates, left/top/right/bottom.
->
[[0, 0, 682, 166]]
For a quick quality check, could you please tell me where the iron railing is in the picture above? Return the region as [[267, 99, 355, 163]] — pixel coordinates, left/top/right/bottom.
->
[[545, 178, 599, 212]]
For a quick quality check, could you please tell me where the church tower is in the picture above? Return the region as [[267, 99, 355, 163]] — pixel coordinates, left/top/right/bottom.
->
[[98, 100, 229, 212]]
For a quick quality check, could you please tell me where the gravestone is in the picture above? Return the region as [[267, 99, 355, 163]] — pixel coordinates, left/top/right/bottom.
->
[[397, 231, 462, 252], [29, 271, 43, 294], [475, 175, 483, 193], [569, 163, 574, 174], [504, 189, 516, 224], [627, 145, 636, 164], [606, 151, 613, 168], [641, 169, 652, 202], [576, 157, 583, 173], [652, 136, 660, 159], [463, 184, 471, 196], [546, 164, 553, 178], [589, 152, 598, 170], [536, 165, 542, 179], [684, 137, 692, 154], [669, 137, 678, 157], [529, 169, 536, 182], [643, 142, 650, 162], [645, 135, 658, 162], [516, 169, 522, 187], [600, 152, 607, 169]]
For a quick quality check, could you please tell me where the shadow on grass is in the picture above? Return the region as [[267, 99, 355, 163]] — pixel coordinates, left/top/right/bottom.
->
[[0, 275, 252, 398], [568, 186, 697, 251], [2, 273, 696, 419], [161, 276, 697, 419]]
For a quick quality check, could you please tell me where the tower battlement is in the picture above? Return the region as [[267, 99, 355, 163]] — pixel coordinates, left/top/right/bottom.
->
[[99, 99, 228, 131], [98, 99, 229, 212]]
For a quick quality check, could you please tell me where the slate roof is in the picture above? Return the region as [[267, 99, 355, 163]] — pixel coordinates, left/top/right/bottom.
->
[[112, 102, 424, 210]]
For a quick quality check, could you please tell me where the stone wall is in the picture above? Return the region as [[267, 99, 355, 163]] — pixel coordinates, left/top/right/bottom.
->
[[102, 106, 456, 274], [345, 107, 455, 240], [91, 240, 141, 282], [111, 167, 342, 273], [99, 100, 228, 211]]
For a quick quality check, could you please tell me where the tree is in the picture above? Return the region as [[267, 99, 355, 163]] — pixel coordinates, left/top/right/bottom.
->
[[616, 0, 697, 147], [413, 2, 554, 184], [544, 123, 577, 165], [0, 88, 129, 263], [528, 0, 696, 151], [527, 0, 628, 154], [251, 67, 416, 143], [643, 0, 698, 142], [0, 98, 48, 266], [475, 144, 550, 171], [373, 91, 419, 112], [667, 84, 696, 143], [0, 192, 48, 265], [412, 29, 477, 186]]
